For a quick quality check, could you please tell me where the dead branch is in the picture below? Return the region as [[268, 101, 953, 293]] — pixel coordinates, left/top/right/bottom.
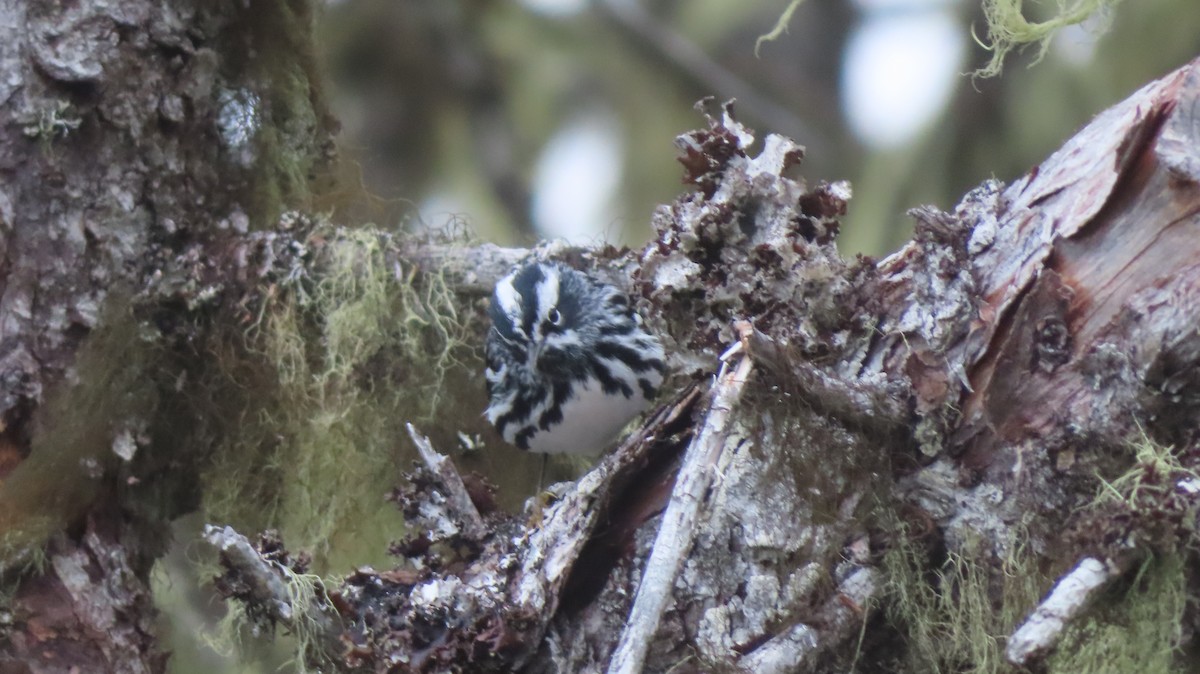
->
[[1006, 556, 1128, 666], [406, 423, 486, 540], [608, 324, 755, 674], [203, 525, 343, 655]]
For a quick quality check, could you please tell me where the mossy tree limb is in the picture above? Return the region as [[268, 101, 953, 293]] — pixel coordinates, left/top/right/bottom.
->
[[204, 59, 1200, 673]]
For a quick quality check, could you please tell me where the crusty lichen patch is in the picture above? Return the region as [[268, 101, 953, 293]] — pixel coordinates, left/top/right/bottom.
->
[[669, 387, 886, 669]]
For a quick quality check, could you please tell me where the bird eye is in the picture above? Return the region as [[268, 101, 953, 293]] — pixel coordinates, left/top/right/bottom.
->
[[547, 308, 562, 325]]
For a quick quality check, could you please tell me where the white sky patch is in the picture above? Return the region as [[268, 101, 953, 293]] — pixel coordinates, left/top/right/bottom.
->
[[532, 111, 624, 245], [1052, 18, 1104, 67], [217, 87, 261, 166], [518, 0, 588, 17], [415, 190, 473, 231], [841, 7, 966, 149]]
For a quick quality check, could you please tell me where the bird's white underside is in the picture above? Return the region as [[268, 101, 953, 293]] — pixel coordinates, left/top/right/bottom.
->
[[523, 377, 652, 454]]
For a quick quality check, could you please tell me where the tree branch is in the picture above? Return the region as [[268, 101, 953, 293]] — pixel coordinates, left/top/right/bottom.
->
[[1006, 556, 1128, 665], [607, 323, 755, 674], [203, 525, 343, 656], [405, 423, 487, 540]]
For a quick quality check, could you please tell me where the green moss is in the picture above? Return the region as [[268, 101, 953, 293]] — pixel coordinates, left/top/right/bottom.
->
[[1047, 554, 1186, 674], [200, 226, 477, 569], [1080, 427, 1200, 555], [884, 427, 1194, 673], [1025, 430, 1192, 671], [882, 526, 1046, 674], [974, 0, 1119, 78], [213, 0, 335, 227], [0, 298, 162, 575], [0, 533, 49, 606]]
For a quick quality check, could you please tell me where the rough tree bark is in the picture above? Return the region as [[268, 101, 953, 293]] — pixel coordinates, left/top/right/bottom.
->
[[1, 2, 1199, 673], [204, 58, 1200, 673], [0, 0, 334, 671]]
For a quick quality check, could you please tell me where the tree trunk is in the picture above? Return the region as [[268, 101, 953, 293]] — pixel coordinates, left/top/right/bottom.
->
[[0, 0, 333, 671]]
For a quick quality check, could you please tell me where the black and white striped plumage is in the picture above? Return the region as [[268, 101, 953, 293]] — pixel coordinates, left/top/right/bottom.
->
[[484, 261, 665, 454]]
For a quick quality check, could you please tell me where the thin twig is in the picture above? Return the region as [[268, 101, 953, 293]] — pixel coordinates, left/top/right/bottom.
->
[[607, 325, 755, 674], [1006, 556, 1127, 665], [406, 422, 487, 540]]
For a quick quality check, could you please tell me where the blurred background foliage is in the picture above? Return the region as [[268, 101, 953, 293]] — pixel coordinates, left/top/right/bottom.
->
[[318, 0, 1200, 256], [161, 0, 1200, 671]]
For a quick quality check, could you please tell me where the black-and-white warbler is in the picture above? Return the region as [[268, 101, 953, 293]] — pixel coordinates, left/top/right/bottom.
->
[[485, 261, 666, 454]]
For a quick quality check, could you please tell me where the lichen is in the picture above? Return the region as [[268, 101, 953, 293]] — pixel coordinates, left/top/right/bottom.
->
[[1046, 553, 1186, 674], [638, 103, 856, 378], [19, 99, 82, 147], [1029, 432, 1196, 671], [757, 0, 1119, 79], [754, 0, 806, 57], [1070, 427, 1200, 558], [0, 297, 162, 575], [197, 225, 478, 569], [973, 0, 1118, 78], [881, 525, 1046, 674]]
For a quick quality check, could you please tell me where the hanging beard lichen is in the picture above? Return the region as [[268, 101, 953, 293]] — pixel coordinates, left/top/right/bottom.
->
[[974, 0, 1120, 78], [880, 524, 1047, 674], [198, 225, 482, 570]]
